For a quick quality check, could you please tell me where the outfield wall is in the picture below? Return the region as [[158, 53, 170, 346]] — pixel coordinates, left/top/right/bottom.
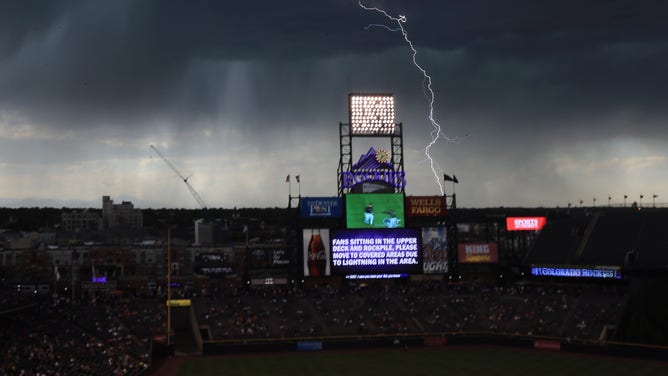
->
[[202, 332, 668, 362]]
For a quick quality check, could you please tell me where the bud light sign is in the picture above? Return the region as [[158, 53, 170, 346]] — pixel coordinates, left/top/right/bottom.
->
[[300, 197, 343, 218], [422, 227, 448, 273]]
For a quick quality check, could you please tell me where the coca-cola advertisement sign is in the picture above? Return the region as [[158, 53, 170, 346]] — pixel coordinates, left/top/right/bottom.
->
[[302, 229, 331, 277], [458, 242, 499, 263], [506, 216, 547, 231]]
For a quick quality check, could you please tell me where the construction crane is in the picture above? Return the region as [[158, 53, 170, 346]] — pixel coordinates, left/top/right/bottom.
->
[[150, 145, 208, 209]]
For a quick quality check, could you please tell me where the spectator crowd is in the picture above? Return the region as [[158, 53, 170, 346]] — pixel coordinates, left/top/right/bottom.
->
[[1, 278, 626, 375]]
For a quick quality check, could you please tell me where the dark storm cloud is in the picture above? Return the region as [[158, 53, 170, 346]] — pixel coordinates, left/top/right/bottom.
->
[[0, 1, 80, 58], [0, 0, 371, 131], [0, 0, 666, 137]]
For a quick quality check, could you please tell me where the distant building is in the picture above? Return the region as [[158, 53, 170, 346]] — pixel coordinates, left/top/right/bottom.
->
[[102, 196, 143, 229], [61, 209, 102, 232]]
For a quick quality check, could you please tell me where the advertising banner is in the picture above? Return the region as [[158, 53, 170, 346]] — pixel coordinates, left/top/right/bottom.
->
[[303, 229, 331, 277], [506, 216, 547, 231], [330, 228, 422, 275], [297, 341, 323, 351], [271, 249, 290, 267], [533, 340, 561, 351], [195, 251, 235, 276], [246, 246, 290, 269], [250, 277, 288, 285], [457, 243, 499, 263], [406, 196, 446, 217], [248, 248, 268, 269], [300, 197, 343, 218], [422, 227, 448, 273], [195, 252, 236, 275]]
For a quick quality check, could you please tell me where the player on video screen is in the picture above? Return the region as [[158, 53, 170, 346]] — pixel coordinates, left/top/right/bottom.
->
[[383, 210, 401, 228], [364, 203, 374, 226]]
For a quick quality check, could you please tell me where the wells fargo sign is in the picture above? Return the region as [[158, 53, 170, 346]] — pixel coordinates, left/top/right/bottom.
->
[[406, 196, 446, 217]]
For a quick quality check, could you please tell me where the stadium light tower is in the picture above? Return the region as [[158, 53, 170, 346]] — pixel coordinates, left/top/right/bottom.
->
[[349, 94, 396, 135], [338, 93, 404, 196]]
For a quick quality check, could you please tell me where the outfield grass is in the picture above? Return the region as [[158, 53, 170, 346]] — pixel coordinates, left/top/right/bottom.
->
[[177, 347, 668, 376]]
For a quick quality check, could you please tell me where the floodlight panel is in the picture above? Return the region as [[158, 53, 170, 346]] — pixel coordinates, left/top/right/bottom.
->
[[349, 94, 395, 135]]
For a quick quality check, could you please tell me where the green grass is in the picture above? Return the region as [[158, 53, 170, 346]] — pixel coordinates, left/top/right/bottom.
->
[[177, 347, 668, 376]]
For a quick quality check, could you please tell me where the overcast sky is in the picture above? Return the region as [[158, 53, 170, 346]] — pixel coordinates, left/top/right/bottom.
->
[[1, 0, 666, 209]]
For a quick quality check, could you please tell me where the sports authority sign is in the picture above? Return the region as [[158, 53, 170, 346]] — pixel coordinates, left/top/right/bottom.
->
[[506, 216, 547, 231]]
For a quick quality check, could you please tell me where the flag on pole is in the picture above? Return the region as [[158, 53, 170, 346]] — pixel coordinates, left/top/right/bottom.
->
[[92, 263, 96, 279], [55, 265, 61, 281], [295, 175, 300, 183], [444, 174, 459, 184], [285, 174, 290, 183]]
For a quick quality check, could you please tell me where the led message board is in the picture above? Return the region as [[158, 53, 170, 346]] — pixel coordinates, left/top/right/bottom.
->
[[506, 217, 547, 231], [344, 274, 408, 280], [330, 228, 421, 275], [346, 193, 405, 229], [531, 265, 621, 279]]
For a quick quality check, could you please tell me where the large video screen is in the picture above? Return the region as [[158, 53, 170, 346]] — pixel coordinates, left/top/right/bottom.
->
[[346, 193, 405, 229], [330, 228, 421, 275]]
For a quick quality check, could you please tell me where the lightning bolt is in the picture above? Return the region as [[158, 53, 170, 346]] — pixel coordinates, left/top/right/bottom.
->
[[359, 1, 463, 195]]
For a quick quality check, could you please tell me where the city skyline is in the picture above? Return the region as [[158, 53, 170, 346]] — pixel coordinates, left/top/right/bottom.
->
[[1, 1, 666, 209]]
